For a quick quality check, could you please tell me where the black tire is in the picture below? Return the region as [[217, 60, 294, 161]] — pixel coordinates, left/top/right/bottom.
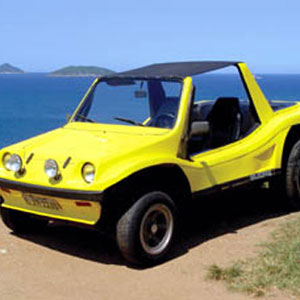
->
[[116, 191, 176, 266], [285, 139, 300, 209], [0, 207, 48, 234]]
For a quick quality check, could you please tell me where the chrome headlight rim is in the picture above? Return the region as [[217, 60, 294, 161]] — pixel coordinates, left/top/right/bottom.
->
[[4, 153, 22, 172], [82, 163, 95, 183], [2, 152, 11, 171], [44, 159, 59, 179]]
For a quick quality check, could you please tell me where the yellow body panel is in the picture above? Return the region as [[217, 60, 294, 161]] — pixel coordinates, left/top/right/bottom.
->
[[238, 63, 274, 123], [1, 63, 300, 225]]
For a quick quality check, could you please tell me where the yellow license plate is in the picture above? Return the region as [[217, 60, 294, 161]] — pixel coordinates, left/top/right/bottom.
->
[[0, 189, 101, 225], [22, 193, 63, 211]]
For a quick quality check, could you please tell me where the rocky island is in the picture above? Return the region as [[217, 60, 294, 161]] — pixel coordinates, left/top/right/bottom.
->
[[0, 63, 24, 74], [49, 66, 115, 77]]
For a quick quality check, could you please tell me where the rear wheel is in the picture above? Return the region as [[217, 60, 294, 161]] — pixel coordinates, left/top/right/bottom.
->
[[273, 139, 300, 209], [285, 139, 300, 209], [116, 191, 176, 266], [0, 207, 48, 233]]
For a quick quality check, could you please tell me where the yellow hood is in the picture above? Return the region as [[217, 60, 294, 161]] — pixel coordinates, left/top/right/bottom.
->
[[0, 122, 174, 191], [15, 122, 169, 161]]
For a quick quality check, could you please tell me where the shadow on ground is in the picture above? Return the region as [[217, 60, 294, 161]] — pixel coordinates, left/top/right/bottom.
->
[[13, 188, 293, 269]]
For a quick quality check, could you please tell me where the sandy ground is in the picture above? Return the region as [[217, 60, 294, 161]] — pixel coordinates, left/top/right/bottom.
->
[[0, 189, 297, 300]]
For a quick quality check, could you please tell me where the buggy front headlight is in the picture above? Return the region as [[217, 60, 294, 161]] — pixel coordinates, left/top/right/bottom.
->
[[45, 159, 59, 178], [82, 163, 95, 183], [4, 154, 22, 172]]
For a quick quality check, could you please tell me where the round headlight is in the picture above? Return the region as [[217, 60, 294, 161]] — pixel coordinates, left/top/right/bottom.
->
[[44, 159, 59, 178], [82, 163, 95, 183], [5, 154, 22, 172]]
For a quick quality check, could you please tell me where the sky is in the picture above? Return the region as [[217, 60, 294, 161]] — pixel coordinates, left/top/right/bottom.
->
[[1, 0, 300, 73]]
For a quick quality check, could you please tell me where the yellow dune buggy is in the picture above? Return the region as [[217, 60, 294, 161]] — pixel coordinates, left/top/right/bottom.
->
[[1, 61, 300, 265]]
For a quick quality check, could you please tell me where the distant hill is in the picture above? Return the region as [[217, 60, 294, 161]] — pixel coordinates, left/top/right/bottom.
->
[[0, 63, 24, 74], [50, 66, 115, 77]]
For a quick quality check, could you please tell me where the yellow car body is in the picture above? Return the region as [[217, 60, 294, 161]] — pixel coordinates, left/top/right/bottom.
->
[[0, 61, 300, 230]]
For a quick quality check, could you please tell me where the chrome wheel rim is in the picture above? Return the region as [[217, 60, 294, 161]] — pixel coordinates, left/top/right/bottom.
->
[[139, 203, 174, 256]]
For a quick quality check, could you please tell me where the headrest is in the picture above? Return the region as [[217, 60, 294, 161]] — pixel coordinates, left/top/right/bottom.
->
[[208, 97, 240, 126]]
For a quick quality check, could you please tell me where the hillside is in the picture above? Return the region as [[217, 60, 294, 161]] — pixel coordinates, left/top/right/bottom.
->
[[50, 66, 115, 77], [0, 63, 24, 74]]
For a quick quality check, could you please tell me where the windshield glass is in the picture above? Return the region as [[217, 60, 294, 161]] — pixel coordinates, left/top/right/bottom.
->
[[73, 78, 182, 129]]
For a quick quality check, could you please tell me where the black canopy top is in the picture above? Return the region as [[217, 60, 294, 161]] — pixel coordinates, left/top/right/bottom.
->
[[103, 61, 240, 80]]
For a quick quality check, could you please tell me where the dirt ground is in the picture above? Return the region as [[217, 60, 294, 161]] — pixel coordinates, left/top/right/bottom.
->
[[0, 190, 297, 300]]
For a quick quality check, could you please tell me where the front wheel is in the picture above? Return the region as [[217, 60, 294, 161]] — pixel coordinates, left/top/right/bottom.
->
[[116, 191, 176, 266]]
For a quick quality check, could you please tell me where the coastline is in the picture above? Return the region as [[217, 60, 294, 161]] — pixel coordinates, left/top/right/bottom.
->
[[0, 72, 25, 75], [48, 74, 101, 77]]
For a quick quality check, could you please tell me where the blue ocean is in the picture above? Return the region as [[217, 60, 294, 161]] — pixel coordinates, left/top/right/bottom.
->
[[0, 74, 94, 148], [1, 73, 300, 149]]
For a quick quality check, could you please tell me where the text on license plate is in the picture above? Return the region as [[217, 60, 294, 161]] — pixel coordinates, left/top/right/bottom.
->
[[22, 193, 62, 210]]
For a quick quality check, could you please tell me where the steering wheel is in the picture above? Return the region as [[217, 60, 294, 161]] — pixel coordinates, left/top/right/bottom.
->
[[153, 113, 175, 128]]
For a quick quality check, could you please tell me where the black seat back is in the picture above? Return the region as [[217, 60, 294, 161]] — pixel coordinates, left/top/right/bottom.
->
[[207, 97, 241, 148]]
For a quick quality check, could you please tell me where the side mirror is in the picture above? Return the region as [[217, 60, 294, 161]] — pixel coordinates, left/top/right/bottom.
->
[[190, 121, 210, 137]]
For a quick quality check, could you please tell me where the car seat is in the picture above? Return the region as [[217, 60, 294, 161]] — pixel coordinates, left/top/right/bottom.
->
[[206, 97, 241, 148]]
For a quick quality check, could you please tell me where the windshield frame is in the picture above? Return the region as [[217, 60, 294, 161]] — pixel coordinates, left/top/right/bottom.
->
[[70, 76, 184, 129]]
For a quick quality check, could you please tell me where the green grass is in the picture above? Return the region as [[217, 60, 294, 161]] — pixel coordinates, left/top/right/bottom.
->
[[206, 215, 300, 297], [207, 264, 242, 282]]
